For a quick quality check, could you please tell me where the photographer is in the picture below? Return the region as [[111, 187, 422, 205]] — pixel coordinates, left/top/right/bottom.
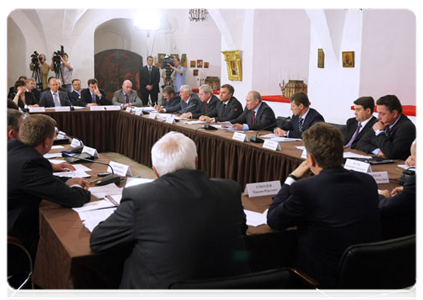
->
[[29, 53, 50, 90], [50, 51, 73, 93]]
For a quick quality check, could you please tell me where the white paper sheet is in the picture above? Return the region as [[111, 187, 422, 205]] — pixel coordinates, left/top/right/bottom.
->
[[244, 209, 268, 227], [79, 207, 117, 232], [89, 183, 123, 199], [343, 152, 372, 159]]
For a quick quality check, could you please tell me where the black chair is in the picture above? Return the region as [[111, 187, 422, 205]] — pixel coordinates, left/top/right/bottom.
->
[[7, 236, 34, 290], [327, 122, 346, 133], [165, 269, 290, 300], [296, 234, 420, 300], [276, 116, 291, 128]]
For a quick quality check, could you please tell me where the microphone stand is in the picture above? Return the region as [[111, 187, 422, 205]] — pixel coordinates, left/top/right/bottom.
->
[[61, 152, 122, 186], [250, 122, 277, 143]]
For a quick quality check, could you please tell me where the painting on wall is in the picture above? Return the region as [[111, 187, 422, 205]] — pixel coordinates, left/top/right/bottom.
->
[[342, 51, 354, 68], [204, 62, 209, 68], [190, 60, 196, 68], [193, 69, 199, 76], [318, 48, 324, 68], [95, 49, 142, 100], [197, 60, 203, 68], [222, 50, 242, 81]]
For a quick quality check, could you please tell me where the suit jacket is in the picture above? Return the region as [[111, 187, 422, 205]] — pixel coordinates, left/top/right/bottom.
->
[[80, 88, 112, 107], [39, 90, 72, 107], [205, 97, 243, 122], [90, 169, 250, 288], [343, 116, 377, 149], [230, 101, 276, 130], [166, 95, 201, 114], [112, 89, 142, 107], [267, 167, 381, 288], [139, 65, 160, 93], [278, 108, 325, 138], [68, 90, 81, 106], [356, 114, 416, 160], [29, 89, 41, 103], [162, 95, 181, 109], [8, 139, 90, 257], [379, 174, 416, 239], [12, 92, 38, 109], [191, 95, 219, 119]]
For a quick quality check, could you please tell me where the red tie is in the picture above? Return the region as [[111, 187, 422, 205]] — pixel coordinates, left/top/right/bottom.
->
[[252, 110, 256, 124]]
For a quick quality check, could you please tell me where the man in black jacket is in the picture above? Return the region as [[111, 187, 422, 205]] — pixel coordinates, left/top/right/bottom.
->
[[8, 114, 90, 259], [199, 84, 243, 123], [180, 84, 218, 119], [90, 132, 250, 288], [139, 55, 160, 106], [80, 78, 112, 107]]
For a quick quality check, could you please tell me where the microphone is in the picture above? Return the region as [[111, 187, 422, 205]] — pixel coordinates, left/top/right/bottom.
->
[[61, 151, 122, 186], [250, 122, 277, 143]]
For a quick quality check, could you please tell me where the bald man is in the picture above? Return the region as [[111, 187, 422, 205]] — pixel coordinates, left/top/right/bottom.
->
[[112, 80, 142, 107]]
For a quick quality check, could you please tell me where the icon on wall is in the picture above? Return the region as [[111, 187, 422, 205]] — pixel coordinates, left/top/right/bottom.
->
[[342, 51, 355, 68], [318, 48, 324, 68]]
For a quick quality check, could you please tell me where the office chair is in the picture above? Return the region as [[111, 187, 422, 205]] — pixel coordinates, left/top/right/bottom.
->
[[7, 236, 34, 290], [165, 269, 290, 300], [296, 234, 420, 300]]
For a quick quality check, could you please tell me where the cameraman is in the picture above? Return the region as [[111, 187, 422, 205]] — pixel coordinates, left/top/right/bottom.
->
[[50, 52, 73, 93], [29, 54, 50, 91], [168, 56, 186, 94]]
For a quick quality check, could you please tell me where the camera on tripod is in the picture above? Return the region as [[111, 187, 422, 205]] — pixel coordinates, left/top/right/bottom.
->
[[53, 45, 65, 73], [31, 51, 39, 66], [161, 55, 174, 85]]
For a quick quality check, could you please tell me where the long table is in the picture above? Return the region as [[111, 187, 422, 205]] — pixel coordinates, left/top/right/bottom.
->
[[31, 109, 405, 288]]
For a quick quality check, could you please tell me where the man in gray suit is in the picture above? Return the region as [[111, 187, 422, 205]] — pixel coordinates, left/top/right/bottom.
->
[[112, 80, 142, 107], [90, 131, 250, 288]]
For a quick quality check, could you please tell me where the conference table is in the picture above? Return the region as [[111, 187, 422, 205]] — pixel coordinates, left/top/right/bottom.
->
[[31, 108, 405, 289]]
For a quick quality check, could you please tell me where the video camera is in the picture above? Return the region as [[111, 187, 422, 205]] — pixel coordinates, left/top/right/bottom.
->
[[31, 51, 39, 65], [53, 45, 65, 73], [161, 55, 174, 84]]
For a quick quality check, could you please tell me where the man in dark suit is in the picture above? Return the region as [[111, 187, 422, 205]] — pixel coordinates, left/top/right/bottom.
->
[[229, 90, 276, 130], [25, 77, 41, 104], [8, 114, 90, 259], [157, 85, 201, 114], [344, 96, 377, 149], [139, 55, 160, 106], [356, 95, 416, 160], [39, 77, 72, 107], [155, 86, 181, 109], [199, 84, 243, 123], [274, 92, 324, 138], [68, 79, 82, 106], [90, 132, 250, 289], [180, 84, 218, 119], [267, 123, 381, 288], [112, 80, 142, 107], [378, 141, 416, 239], [80, 78, 112, 107]]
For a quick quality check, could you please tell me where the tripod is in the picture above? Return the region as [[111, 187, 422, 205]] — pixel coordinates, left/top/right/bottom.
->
[[31, 64, 43, 90], [54, 60, 65, 86]]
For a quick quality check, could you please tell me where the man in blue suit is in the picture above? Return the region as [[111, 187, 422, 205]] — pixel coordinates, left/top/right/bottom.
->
[[39, 77, 72, 107], [274, 92, 324, 138]]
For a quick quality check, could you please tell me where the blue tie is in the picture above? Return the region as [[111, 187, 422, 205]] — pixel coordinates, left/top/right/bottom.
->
[[92, 93, 96, 104], [298, 118, 304, 132], [53, 93, 60, 107]]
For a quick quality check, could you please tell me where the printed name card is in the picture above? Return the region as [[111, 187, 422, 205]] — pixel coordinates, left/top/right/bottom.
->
[[232, 132, 247, 142], [344, 158, 372, 173], [57, 131, 67, 139], [90, 106, 106, 111], [70, 138, 83, 148], [106, 106, 122, 111], [107, 161, 132, 177], [165, 115, 176, 124], [149, 112, 157, 119], [368, 171, 390, 184], [263, 140, 281, 151], [82, 146, 99, 158], [301, 148, 307, 159], [134, 110, 143, 116], [125, 107, 132, 113], [244, 181, 282, 198], [29, 107, 45, 113], [55, 106, 71, 112]]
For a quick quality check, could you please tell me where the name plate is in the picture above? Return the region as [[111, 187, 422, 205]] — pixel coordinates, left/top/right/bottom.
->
[[244, 181, 282, 198], [134, 110, 143, 116], [29, 107, 45, 113], [344, 158, 372, 173], [149, 112, 157, 119], [165, 115, 175, 124], [82, 146, 99, 158], [368, 171, 390, 184], [106, 106, 122, 111], [70, 138, 83, 148], [125, 107, 132, 113], [263, 140, 281, 151], [107, 161, 132, 177], [301, 148, 307, 159], [54, 106, 71, 112], [90, 106, 106, 111], [232, 132, 247, 142]]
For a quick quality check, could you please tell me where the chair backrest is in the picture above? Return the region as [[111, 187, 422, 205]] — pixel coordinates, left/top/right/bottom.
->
[[165, 269, 290, 300], [336, 234, 415, 289], [7, 237, 34, 290], [276, 116, 291, 128]]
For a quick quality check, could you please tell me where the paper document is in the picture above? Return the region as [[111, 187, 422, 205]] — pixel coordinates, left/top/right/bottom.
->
[[186, 120, 207, 125], [72, 199, 116, 213], [51, 145, 65, 149], [125, 177, 154, 188], [398, 165, 416, 171], [53, 170, 91, 178], [89, 183, 123, 199], [44, 153, 63, 159], [343, 152, 372, 159], [244, 209, 268, 227], [71, 106, 86, 110], [73, 164, 92, 172], [296, 146, 305, 150], [105, 194, 123, 206], [78, 207, 117, 232], [269, 137, 301, 142]]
